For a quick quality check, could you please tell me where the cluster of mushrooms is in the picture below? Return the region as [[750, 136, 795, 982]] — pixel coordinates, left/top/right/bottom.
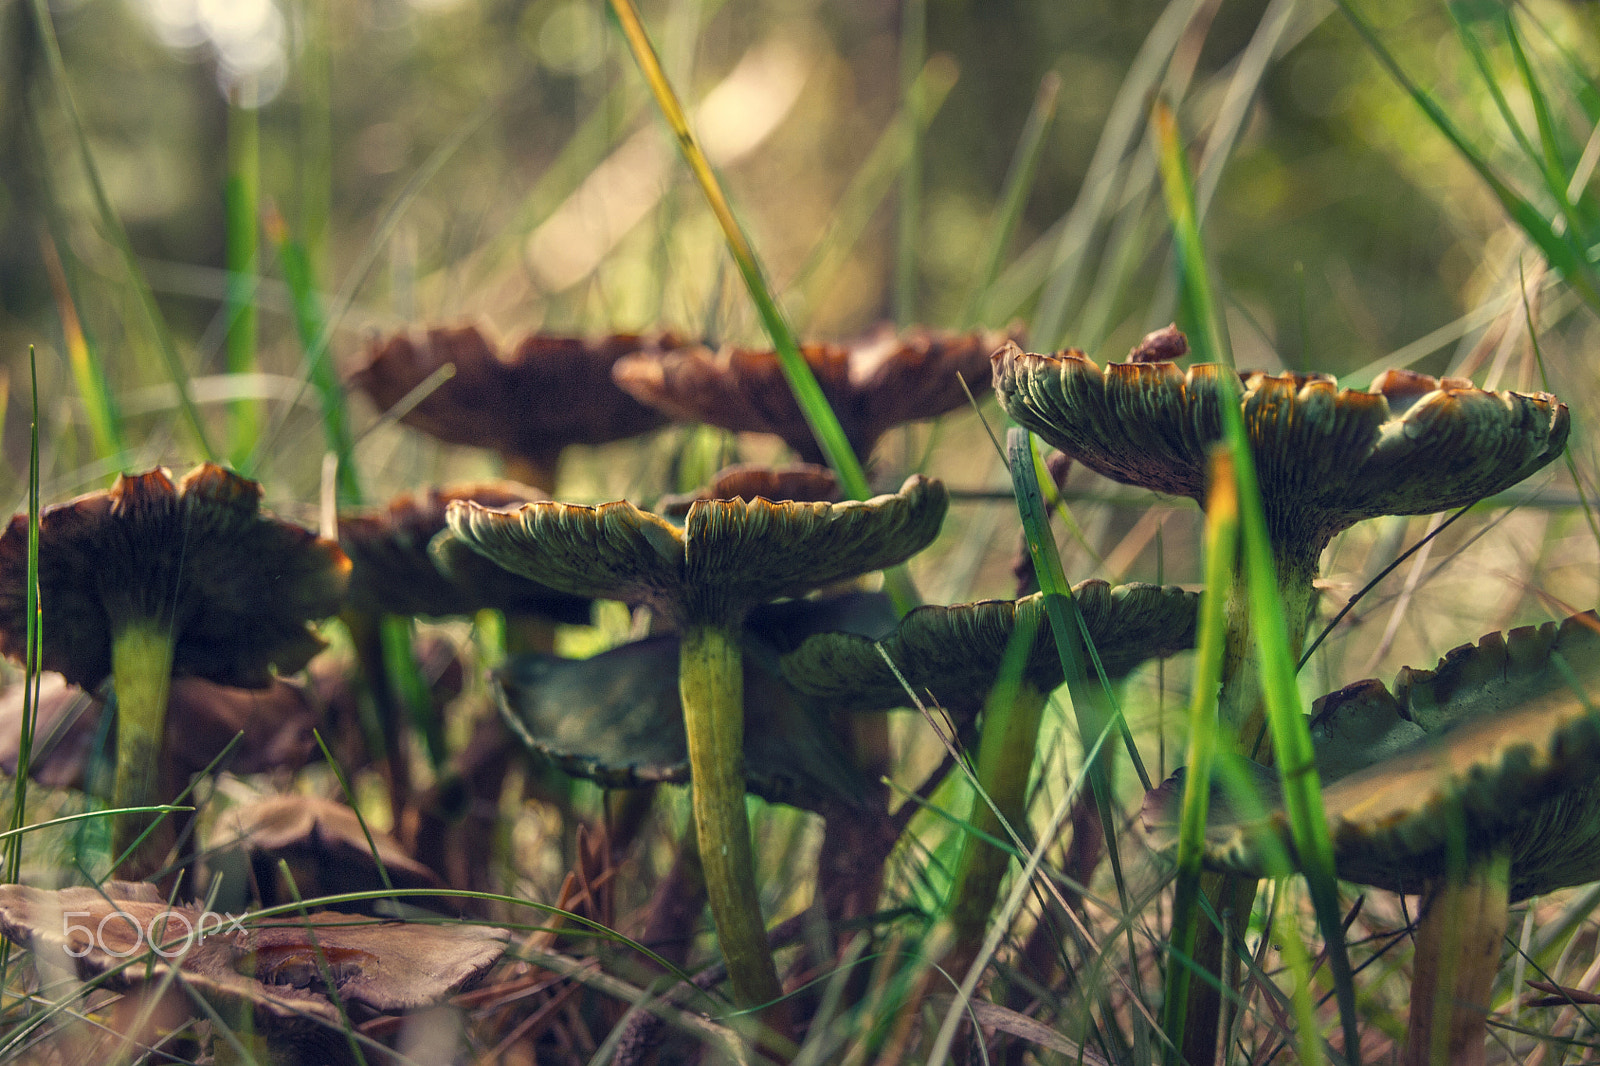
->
[[0, 319, 1582, 1064]]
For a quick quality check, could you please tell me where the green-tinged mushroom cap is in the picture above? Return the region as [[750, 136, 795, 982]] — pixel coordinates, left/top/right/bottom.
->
[[339, 481, 590, 623], [444, 473, 945, 1016], [495, 634, 869, 811], [444, 473, 947, 626], [1142, 610, 1600, 900], [781, 581, 1199, 720], [993, 343, 1570, 581]]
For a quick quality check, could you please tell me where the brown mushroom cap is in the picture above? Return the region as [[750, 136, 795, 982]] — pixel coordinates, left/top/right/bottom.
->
[[0, 883, 507, 1022], [992, 343, 1571, 565], [657, 463, 842, 518], [443, 474, 948, 626], [1142, 611, 1600, 900], [613, 324, 1017, 463], [0, 465, 350, 690], [349, 324, 679, 470], [781, 581, 1199, 720], [339, 481, 590, 622]]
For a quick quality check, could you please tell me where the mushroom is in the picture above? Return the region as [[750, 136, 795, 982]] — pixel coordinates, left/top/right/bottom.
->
[[783, 582, 1198, 971], [337, 481, 588, 817], [0, 465, 349, 876], [614, 324, 1017, 464], [1142, 611, 1600, 1065], [349, 324, 681, 491], [992, 340, 1570, 734], [443, 476, 948, 1013]]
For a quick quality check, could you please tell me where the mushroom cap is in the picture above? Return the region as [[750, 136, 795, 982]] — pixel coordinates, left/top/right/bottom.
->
[[443, 474, 948, 626], [350, 324, 678, 467], [340, 481, 590, 622], [780, 581, 1199, 720], [0, 465, 350, 690], [494, 632, 871, 812], [0, 883, 507, 1022], [613, 324, 1017, 463], [657, 462, 842, 518], [992, 343, 1570, 561], [1142, 611, 1600, 900]]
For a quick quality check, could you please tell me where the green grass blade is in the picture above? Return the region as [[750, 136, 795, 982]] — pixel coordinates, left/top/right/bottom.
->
[[789, 57, 959, 325], [1334, 0, 1600, 313], [960, 72, 1060, 329], [27, 0, 215, 460], [1156, 95, 1356, 1066], [1160, 447, 1238, 1066], [894, 0, 926, 326], [38, 232, 126, 461], [267, 209, 363, 506], [225, 91, 262, 468], [608, 0, 923, 617], [381, 616, 445, 771], [1007, 427, 1149, 1029], [4, 347, 41, 889]]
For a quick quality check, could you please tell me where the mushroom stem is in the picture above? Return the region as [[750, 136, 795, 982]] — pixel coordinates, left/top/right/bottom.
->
[[109, 617, 177, 875], [678, 623, 786, 1017], [1404, 851, 1511, 1066], [944, 681, 1049, 978], [1222, 548, 1319, 749]]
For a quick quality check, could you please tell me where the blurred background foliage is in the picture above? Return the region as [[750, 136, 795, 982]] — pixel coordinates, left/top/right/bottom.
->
[[0, 0, 1595, 564]]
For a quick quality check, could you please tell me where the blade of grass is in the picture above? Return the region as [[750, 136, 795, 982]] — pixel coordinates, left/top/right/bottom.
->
[[1446, 6, 1586, 247], [894, 0, 926, 326], [1334, 0, 1600, 312], [1155, 96, 1356, 1066], [1160, 447, 1237, 1066], [266, 207, 363, 506], [4, 346, 41, 889], [245, 103, 495, 477], [225, 86, 262, 468], [1031, 0, 1211, 349], [1007, 427, 1149, 1060], [788, 56, 959, 326], [27, 0, 215, 460], [960, 72, 1060, 328], [607, 0, 918, 618], [38, 233, 126, 461]]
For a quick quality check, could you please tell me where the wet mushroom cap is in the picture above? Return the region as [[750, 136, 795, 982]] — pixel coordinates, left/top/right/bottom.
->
[[340, 481, 590, 622], [992, 343, 1571, 560], [614, 324, 1017, 463], [443, 474, 948, 624], [0, 883, 507, 1021], [0, 465, 350, 690], [494, 632, 870, 810], [1143, 611, 1600, 900], [350, 324, 678, 465], [781, 581, 1198, 719]]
